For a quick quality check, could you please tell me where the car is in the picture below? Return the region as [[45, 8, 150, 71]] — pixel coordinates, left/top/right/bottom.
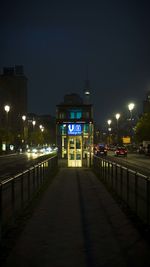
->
[[96, 145, 107, 156], [115, 146, 127, 157]]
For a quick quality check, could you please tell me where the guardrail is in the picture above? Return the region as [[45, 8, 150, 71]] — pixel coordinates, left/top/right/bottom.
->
[[0, 155, 58, 241], [93, 155, 150, 226]]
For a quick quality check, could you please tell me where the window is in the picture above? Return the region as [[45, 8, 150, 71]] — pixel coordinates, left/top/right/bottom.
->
[[69, 110, 82, 119], [76, 112, 82, 119], [59, 112, 65, 119], [83, 124, 89, 133]]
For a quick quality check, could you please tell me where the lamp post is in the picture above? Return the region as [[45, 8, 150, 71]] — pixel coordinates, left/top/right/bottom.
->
[[115, 113, 120, 144], [108, 127, 112, 145], [128, 103, 135, 143], [4, 105, 10, 151], [32, 120, 36, 128], [31, 120, 36, 146], [39, 125, 44, 132], [107, 120, 112, 145], [22, 115, 27, 149]]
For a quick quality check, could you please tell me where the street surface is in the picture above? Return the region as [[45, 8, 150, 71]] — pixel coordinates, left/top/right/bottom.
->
[[0, 152, 149, 181], [0, 152, 56, 181], [107, 152, 150, 177]]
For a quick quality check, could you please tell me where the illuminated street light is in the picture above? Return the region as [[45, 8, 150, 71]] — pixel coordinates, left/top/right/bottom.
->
[[115, 113, 120, 144], [22, 115, 26, 121], [39, 125, 44, 132], [22, 115, 27, 147], [128, 103, 135, 112], [4, 105, 10, 113], [4, 105, 10, 152], [107, 119, 112, 126], [128, 103, 135, 143], [108, 127, 111, 145], [115, 113, 120, 121], [32, 120, 36, 127]]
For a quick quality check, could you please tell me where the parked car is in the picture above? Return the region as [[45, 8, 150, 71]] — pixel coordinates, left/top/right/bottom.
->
[[114, 146, 127, 157]]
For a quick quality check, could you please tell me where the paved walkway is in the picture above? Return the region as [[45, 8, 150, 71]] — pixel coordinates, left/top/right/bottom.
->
[[3, 168, 150, 267]]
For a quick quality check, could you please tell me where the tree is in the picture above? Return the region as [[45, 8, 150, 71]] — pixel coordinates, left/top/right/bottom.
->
[[135, 113, 150, 142]]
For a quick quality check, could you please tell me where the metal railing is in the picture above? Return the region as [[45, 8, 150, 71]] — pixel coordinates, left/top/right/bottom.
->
[[93, 155, 150, 226], [0, 155, 58, 241]]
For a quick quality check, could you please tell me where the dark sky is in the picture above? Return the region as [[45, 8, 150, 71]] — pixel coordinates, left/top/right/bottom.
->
[[0, 0, 150, 126]]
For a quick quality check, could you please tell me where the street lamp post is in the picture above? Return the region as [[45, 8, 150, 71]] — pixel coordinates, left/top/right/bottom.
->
[[115, 113, 120, 144], [22, 115, 27, 149], [32, 120, 36, 146], [4, 105, 10, 151], [128, 103, 135, 143], [107, 120, 112, 145], [108, 127, 112, 145]]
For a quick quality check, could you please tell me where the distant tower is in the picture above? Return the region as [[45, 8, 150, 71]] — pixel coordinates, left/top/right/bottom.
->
[[83, 66, 92, 104]]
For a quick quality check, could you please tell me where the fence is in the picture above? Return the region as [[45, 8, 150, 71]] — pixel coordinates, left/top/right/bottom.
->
[[93, 155, 150, 226], [0, 155, 58, 241]]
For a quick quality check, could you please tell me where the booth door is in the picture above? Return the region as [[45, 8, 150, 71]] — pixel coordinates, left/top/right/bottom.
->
[[68, 136, 82, 167]]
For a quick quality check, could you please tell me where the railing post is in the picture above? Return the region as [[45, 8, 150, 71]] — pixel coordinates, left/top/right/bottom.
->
[[39, 164, 42, 185], [21, 174, 24, 209], [11, 178, 15, 223], [37, 165, 39, 189], [0, 183, 2, 242], [120, 166, 123, 198], [111, 163, 114, 188], [33, 167, 35, 192], [115, 164, 118, 192], [127, 169, 129, 205], [135, 173, 138, 215], [27, 170, 31, 201], [146, 178, 150, 225]]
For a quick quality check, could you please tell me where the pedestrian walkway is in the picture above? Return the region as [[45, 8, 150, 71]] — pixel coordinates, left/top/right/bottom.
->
[[2, 168, 150, 267]]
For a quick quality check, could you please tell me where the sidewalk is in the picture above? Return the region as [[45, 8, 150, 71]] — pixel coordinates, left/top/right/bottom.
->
[[2, 167, 150, 267]]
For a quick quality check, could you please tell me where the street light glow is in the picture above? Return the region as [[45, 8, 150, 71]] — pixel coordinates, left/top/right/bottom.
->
[[32, 120, 36, 126], [4, 105, 10, 113], [107, 119, 112, 125], [22, 115, 26, 121], [128, 103, 135, 111], [115, 113, 120, 120]]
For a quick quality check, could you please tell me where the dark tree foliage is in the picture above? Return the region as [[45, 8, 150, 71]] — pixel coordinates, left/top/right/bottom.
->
[[135, 113, 150, 142]]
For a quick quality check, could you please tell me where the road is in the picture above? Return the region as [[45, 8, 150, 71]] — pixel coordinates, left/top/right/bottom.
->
[[107, 151, 150, 177], [0, 151, 150, 181], [0, 152, 56, 181]]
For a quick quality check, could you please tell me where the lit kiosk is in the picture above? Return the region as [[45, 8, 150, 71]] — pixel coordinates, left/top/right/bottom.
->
[[56, 92, 93, 167]]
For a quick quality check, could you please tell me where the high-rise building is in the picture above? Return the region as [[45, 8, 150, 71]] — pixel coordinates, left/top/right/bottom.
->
[[0, 65, 28, 132]]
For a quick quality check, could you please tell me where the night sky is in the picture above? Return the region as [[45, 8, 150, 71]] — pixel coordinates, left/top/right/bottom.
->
[[0, 0, 150, 126]]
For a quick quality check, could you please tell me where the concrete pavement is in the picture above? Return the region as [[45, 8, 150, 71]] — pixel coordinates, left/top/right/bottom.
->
[[2, 167, 150, 267]]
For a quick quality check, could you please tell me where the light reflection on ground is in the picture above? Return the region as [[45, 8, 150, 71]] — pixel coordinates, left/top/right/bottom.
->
[[26, 151, 55, 160]]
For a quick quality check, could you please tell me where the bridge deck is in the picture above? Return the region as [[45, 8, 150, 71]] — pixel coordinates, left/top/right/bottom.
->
[[3, 167, 150, 267]]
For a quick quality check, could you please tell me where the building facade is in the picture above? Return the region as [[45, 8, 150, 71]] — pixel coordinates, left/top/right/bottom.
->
[[56, 93, 94, 167], [0, 65, 28, 151]]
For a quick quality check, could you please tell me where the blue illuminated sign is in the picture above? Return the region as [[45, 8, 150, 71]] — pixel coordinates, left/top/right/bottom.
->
[[68, 124, 82, 135]]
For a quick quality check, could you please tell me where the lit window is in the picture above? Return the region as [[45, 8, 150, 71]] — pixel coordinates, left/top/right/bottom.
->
[[76, 112, 82, 119], [70, 112, 75, 119]]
